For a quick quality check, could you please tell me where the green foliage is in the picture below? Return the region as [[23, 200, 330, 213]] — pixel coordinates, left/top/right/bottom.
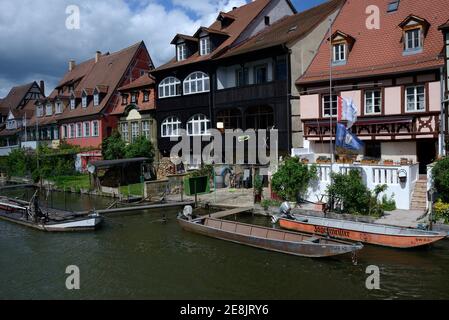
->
[[381, 194, 397, 212], [102, 130, 126, 160], [50, 175, 91, 192], [253, 175, 263, 195], [6, 149, 30, 177], [327, 170, 388, 217], [124, 136, 155, 162], [190, 164, 214, 179], [432, 157, 449, 202], [261, 199, 282, 210], [434, 199, 449, 224], [271, 157, 318, 202]]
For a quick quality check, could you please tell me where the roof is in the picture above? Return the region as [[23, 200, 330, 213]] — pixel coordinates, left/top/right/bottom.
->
[[153, 0, 272, 72], [439, 19, 449, 31], [118, 74, 155, 91], [218, 0, 345, 59], [297, 0, 449, 85], [55, 42, 146, 121], [0, 82, 35, 112], [170, 34, 199, 45], [89, 157, 150, 170]]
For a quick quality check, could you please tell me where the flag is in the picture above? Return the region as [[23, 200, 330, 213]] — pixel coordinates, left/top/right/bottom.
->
[[337, 97, 358, 128], [336, 123, 364, 154]]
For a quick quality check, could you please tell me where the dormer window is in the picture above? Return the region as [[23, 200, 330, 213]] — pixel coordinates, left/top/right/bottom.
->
[[55, 101, 63, 114], [45, 103, 53, 116], [399, 15, 429, 55], [70, 97, 76, 110], [333, 43, 346, 63], [177, 43, 187, 61], [82, 93, 87, 108], [143, 91, 149, 102], [200, 37, 211, 56], [37, 105, 44, 117], [122, 94, 128, 105], [93, 90, 100, 106], [131, 92, 137, 104]]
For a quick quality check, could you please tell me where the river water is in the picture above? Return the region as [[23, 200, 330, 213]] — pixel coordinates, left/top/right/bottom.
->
[[1, 187, 449, 300]]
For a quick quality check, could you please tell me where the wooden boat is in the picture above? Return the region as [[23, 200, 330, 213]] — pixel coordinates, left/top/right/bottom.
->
[[278, 215, 446, 249], [0, 197, 103, 232], [178, 216, 363, 258]]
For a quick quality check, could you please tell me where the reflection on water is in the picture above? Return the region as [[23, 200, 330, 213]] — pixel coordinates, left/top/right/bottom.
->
[[0, 188, 449, 299]]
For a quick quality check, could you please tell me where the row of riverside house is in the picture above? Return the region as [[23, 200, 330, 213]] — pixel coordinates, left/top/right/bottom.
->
[[1, 0, 448, 179]]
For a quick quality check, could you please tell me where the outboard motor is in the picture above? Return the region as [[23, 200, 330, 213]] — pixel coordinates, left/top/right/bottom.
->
[[271, 202, 293, 224], [181, 205, 194, 220]]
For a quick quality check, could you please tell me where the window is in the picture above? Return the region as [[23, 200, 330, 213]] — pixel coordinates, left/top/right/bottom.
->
[[184, 72, 210, 95], [387, 0, 400, 13], [187, 114, 210, 136], [177, 43, 187, 61], [45, 104, 52, 116], [405, 29, 422, 51], [55, 102, 63, 114], [264, 16, 270, 26], [36, 105, 44, 117], [323, 94, 338, 117], [333, 43, 346, 63], [46, 128, 51, 140], [6, 120, 16, 130], [143, 91, 149, 102], [121, 123, 129, 141], [92, 121, 99, 137], [236, 68, 249, 87], [62, 125, 67, 139], [131, 93, 137, 104], [406, 85, 425, 112], [161, 116, 181, 137], [142, 120, 150, 139], [365, 90, 382, 114], [53, 127, 59, 140], [275, 56, 288, 81], [254, 65, 268, 84], [93, 93, 100, 106], [131, 122, 139, 142], [76, 123, 82, 138], [158, 77, 181, 98], [122, 95, 128, 105], [70, 98, 76, 110], [69, 124, 75, 138], [200, 37, 211, 56], [83, 122, 91, 137], [82, 94, 87, 108], [364, 142, 381, 159]]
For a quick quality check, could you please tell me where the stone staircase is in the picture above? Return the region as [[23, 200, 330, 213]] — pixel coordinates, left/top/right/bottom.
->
[[411, 179, 427, 211]]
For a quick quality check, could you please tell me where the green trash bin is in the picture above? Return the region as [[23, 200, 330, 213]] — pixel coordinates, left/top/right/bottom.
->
[[184, 176, 210, 196]]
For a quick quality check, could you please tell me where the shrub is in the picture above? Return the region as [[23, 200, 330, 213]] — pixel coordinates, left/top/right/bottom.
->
[[261, 199, 282, 210], [432, 157, 449, 202], [271, 157, 317, 202], [381, 194, 397, 212], [102, 130, 126, 160], [124, 136, 155, 163], [434, 199, 449, 224]]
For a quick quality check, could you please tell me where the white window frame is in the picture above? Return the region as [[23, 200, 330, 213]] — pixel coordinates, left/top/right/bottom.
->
[[142, 120, 150, 139], [92, 121, 100, 137], [83, 121, 91, 137], [187, 114, 210, 136], [161, 116, 181, 138], [121, 122, 129, 142], [76, 123, 82, 138], [131, 121, 140, 142], [36, 105, 44, 117], [70, 98, 76, 110], [158, 77, 181, 99], [131, 93, 137, 104], [322, 94, 339, 117], [55, 101, 63, 114], [45, 103, 53, 116], [405, 28, 422, 51], [82, 95, 88, 108], [53, 127, 59, 140], [333, 43, 346, 63], [61, 125, 67, 139], [405, 85, 426, 112], [177, 43, 187, 61], [183, 72, 210, 95], [93, 93, 100, 106], [365, 90, 382, 115], [69, 124, 75, 139], [200, 37, 211, 56]]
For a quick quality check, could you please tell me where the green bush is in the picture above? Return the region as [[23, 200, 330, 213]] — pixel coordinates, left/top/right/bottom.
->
[[271, 157, 317, 202], [381, 194, 397, 212], [434, 199, 449, 223], [432, 157, 449, 202], [102, 130, 126, 160], [125, 136, 155, 162], [261, 199, 282, 210]]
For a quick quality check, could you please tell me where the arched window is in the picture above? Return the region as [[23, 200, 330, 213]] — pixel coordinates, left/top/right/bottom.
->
[[161, 116, 181, 137], [183, 72, 210, 95], [187, 114, 210, 136], [158, 77, 181, 98]]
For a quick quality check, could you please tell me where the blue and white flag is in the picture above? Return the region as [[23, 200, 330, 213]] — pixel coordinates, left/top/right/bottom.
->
[[336, 123, 364, 153], [337, 97, 358, 128]]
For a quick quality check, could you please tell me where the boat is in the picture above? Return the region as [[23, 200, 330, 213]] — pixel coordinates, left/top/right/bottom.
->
[[277, 214, 446, 249], [0, 195, 103, 232], [177, 208, 363, 258]]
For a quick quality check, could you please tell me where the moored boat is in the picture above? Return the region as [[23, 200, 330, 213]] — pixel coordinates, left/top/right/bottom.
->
[[278, 215, 446, 249], [178, 213, 363, 258]]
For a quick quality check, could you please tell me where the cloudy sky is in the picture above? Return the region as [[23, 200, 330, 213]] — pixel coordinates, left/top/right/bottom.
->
[[0, 0, 326, 97]]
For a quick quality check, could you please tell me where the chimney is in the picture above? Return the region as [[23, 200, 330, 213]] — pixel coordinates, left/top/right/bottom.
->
[[69, 59, 76, 71], [232, 6, 237, 10], [95, 51, 101, 63], [39, 80, 45, 95]]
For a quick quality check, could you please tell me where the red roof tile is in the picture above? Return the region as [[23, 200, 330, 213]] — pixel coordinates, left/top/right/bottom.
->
[[297, 0, 449, 85], [118, 74, 155, 91]]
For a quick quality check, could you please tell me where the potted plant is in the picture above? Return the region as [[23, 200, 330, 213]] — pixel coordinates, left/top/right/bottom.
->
[[316, 156, 331, 164], [383, 159, 394, 166], [253, 175, 263, 204]]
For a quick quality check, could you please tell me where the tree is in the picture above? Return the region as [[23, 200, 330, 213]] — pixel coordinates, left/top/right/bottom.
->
[[125, 136, 155, 163], [271, 157, 317, 202], [102, 130, 126, 160], [433, 157, 449, 202]]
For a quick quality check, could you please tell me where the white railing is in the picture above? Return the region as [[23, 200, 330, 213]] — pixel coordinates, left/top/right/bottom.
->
[[306, 163, 420, 210], [0, 145, 19, 156]]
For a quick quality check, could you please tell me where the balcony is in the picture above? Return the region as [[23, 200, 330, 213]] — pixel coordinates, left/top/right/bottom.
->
[[215, 81, 288, 107]]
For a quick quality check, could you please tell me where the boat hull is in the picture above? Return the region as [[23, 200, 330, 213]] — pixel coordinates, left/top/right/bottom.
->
[[279, 218, 446, 249], [178, 218, 362, 258]]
